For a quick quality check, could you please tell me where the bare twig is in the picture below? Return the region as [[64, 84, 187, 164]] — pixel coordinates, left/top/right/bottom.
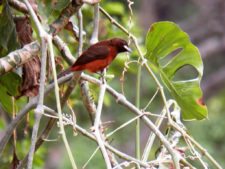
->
[[141, 99, 170, 162], [90, 4, 114, 168], [16, 74, 79, 169], [20, 0, 48, 168], [0, 99, 36, 155], [49, 1, 83, 35], [9, 0, 28, 13], [93, 77, 112, 169], [0, 74, 73, 156], [77, 8, 83, 56], [171, 122, 223, 169], [185, 139, 208, 169], [82, 0, 101, 5], [90, 6, 112, 164], [48, 36, 77, 168], [53, 36, 75, 64], [27, 38, 47, 169], [79, 80, 96, 124], [77, 8, 96, 124], [42, 106, 150, 168], [90, 4, 99, 45]]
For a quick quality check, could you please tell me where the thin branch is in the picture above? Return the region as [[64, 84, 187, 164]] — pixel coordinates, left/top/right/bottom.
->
[[23, 0, 44, 36], [42, 106, 150, 168], [171, 122, 223, 169], [21, 0, 49, 168], [90, 4, 115, 167], [141, 107, 167, 162], [77, 8, 83, 55], [82, 0, 101, 5], [16, 74, 79, 169], [90, 4, 99, 45], [93, 73, 112, 169], [0, 74, 73, 156], [77, 7, 96, 125], [82, 146, 99, 168], [27, 38, 47, 169], [79, 80, 96, 124], [49, 0, 83, 35], [47, 36, 77, 168], [0, 99, 36, 155], [53, 36, 75, 64], [185, 139, 209, 169], [9, 0, 28, 13], [142, 88, 159, 111], [106, 113, 148, 138]]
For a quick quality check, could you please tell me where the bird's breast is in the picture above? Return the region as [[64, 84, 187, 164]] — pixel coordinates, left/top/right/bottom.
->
[[106, 47, 117, 63]]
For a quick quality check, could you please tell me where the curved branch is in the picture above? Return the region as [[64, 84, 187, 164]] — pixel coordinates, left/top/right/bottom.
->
[[0, 41, 40, 75]]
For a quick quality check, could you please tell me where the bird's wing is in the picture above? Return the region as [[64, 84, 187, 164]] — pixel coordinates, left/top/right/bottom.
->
[[73, 45, 110, 66]]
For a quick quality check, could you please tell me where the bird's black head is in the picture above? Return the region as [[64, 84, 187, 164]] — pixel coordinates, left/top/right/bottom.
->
[[110, 38, 132, 53]]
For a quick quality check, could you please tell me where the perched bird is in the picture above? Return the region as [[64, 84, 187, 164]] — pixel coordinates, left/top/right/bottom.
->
[[57, 38, 131, 78]]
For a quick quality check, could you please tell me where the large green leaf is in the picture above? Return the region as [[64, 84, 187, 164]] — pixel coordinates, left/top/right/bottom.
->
[[145, 21, 208, 120]]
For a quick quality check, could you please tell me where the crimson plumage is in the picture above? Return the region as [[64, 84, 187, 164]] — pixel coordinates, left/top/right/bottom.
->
[[70, 38, 131, 73]]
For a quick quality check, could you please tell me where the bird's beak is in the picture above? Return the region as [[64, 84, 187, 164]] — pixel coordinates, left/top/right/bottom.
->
[[123, 45, 132, 53]]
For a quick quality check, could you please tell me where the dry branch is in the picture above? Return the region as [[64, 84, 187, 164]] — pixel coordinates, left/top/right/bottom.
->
[[0, 41, 40, 75]]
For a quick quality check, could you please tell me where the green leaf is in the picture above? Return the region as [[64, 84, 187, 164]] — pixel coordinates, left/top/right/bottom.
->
[[0, 0, 20, 56], [0, 85, 12, 113], [0, 72, 21, 112], [0, 118, 6, 131], [145, 21, 208, 120], [38, 0, 70, 23], [0, 72, 21, 96], [103, 2, 125, 16]]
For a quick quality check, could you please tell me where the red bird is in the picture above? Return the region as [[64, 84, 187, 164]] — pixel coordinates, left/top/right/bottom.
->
[[71, 38, 131, 73], [58, 38, 131, 78]]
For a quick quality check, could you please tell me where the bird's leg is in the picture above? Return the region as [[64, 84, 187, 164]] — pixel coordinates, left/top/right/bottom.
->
[[100, 70, 105, 84]]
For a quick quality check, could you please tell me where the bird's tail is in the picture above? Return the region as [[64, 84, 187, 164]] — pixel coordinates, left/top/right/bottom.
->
[[50, 68, 72, 83], [57, 68, 72, 79]]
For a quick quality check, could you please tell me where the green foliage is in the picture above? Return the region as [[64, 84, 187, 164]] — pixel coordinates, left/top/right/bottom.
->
[[0, 85, 13, 112], [0, 72, 21, 112], [0, 0, 20, 56], [0, 0, 22, 113], [0, 115, 6, 130], [103, 2, 125, 16], [145, 21, 208, 120], [38, 0, 70, 23], [0, 72, 21, 96]]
